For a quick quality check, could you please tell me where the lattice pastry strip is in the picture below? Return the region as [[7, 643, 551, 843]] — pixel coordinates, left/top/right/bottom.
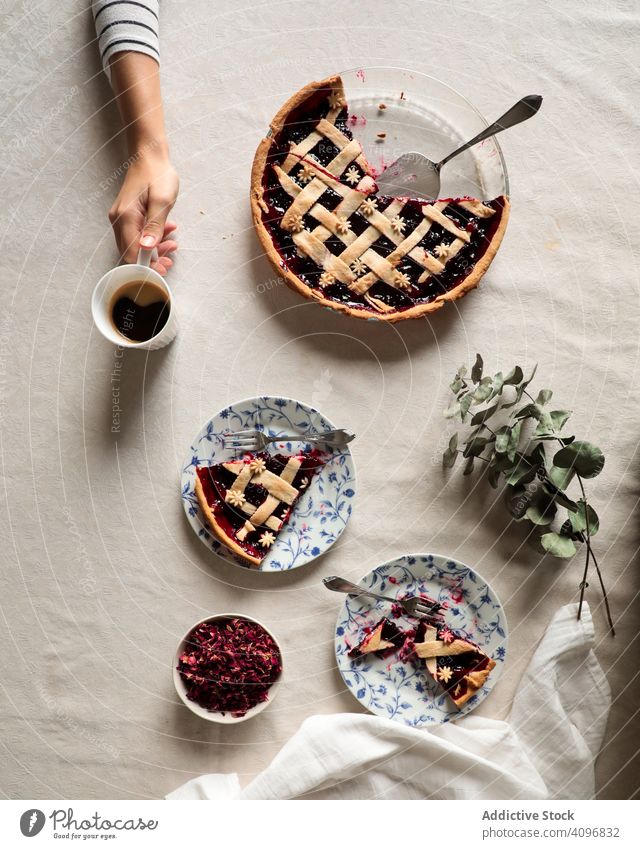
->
[[282, 114, 369, 179], [222, 457, 302, 542], [414, 638, 479, 659], [282, 131, 324, 173]]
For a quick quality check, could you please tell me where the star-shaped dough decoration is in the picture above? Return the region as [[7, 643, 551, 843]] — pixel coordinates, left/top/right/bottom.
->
[[360, 197, 378, 217], [390, 215, 406, 235], [327, 90, 346, 110], [335, 215, 352, 235], [249, 458, 266, 475], [319, 271, 336, 288], [259, 531, 276, 548], [440, 627, 455, 645], [437, 665, 453, 684], [434, 242, 450, 259], [298, 162, 315, 184], [287, 213, 305, 233], [345, 165, 360, 185], [393, 271, 411, 290], [225, 489, 245, 508], [350, 258, 367, 276]]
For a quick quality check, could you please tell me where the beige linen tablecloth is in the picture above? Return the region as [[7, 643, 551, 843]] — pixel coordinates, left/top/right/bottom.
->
[[1, 0, 638, 799]]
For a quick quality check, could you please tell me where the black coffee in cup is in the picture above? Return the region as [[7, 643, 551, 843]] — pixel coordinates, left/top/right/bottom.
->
[[110, 280, 170, 343]]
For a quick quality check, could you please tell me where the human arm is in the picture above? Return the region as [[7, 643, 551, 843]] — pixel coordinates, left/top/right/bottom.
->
[[93, 2, 178, 274]]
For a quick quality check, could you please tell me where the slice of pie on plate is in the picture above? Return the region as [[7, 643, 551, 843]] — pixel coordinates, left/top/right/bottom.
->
[[414, 620, 496, 708], [251, 74, 509, 322], [348, 617, 404, 657], [194, 451, 324, 567]]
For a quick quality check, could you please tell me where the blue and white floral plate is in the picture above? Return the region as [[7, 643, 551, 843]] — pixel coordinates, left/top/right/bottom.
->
[[181, 396, 356, 571], [335, 554, 507, 725]]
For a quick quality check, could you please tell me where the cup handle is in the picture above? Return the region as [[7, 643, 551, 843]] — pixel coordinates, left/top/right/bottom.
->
[[137, 246, 159, 267]]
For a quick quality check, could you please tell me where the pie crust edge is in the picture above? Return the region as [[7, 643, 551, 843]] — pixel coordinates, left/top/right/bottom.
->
[[194, 475, 262, 568], [250, 74, 511, 323], [451, 656, 497, 708]]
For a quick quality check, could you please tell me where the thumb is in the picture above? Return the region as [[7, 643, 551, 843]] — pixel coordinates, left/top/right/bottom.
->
[[140, 189, 173, 248]]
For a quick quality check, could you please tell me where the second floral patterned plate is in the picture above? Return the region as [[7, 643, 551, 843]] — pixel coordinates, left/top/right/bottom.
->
[[181, 396, 356, 571], [334, 554, 507, 725]]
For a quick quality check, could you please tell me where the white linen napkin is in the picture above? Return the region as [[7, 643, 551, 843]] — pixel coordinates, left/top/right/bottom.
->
[[168, 603, 611, 800]]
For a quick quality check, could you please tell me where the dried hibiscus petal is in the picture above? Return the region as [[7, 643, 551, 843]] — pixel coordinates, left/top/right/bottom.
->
[[177, 617, 282, 717]]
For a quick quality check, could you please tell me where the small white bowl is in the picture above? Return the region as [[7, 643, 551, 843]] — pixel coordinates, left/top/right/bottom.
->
[[173, 613, 283, 724]]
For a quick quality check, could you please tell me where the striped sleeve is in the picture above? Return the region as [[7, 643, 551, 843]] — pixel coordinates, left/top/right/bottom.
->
[[92, 0, 160, 79]]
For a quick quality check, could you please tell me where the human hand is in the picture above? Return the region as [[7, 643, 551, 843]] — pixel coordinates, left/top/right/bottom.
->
[[108, 147, 179, 275]]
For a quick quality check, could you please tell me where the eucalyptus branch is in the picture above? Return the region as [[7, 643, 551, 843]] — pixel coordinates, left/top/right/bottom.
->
[[443, 353, 614, 634], [576, 475, 615, 635]]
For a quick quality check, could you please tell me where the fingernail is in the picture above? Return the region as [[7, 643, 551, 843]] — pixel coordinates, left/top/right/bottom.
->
[[140, 234, 155, 248]]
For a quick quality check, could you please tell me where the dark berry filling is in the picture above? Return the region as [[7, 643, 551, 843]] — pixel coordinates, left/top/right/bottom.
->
[[197, 451, 323, 560], [349, 617, 404, 658]]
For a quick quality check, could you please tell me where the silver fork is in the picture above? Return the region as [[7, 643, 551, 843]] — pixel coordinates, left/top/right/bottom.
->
[[323, 576, 444, 621], [222, 428, 355, 453]]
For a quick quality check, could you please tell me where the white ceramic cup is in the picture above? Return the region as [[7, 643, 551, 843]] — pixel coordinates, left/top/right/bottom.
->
[[91, 247, 177, 350]]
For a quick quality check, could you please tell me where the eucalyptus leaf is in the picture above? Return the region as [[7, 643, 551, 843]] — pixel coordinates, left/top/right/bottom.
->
[[494, 425, 511, 454], [471, 353, 483, 383], [515, 403, 542, 420], [463, 434, 495, 458], [526, 498, 557, 526], [548, 487, 579, 513], [444, 401, 461, 419], [507, 421, 522, 461], [531, 442, 546, 465], [540, 531, 577, 558], [536, 434, 575, 444], [443, 446, 458, 468], [460, 393, 473, 421], [492, 372, 505, 397], [553, 441, 605, 479], [505, 460, 537, 487], [470, 402, 499, 426], [547, 464, 575, 490], [472, 377, 493, 403], [536, 389, 553, 405], [494, 453, 518, 472], [504, 365, 523, 386], [569, 500, 599, 536], [450, 375, 464, 394], [549, 410, 572, 431], [463, 455, 475, 476], [532, 412, 553, 438]]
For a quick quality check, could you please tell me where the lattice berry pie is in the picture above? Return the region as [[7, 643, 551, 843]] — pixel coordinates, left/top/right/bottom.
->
[[251, 75, 510, 322], [195, 452, 324, 567], [414, 620, 496, 708], [348, 617, 404, 657]]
